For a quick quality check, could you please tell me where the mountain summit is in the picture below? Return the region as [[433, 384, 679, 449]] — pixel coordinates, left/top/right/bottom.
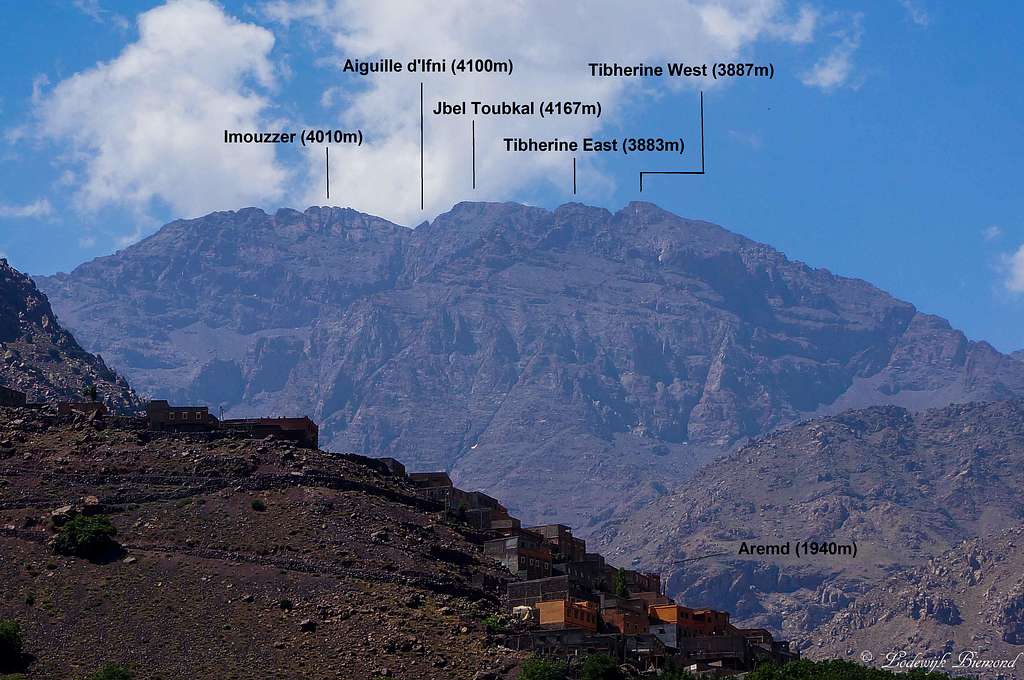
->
[[37, 202, 1024, 527]]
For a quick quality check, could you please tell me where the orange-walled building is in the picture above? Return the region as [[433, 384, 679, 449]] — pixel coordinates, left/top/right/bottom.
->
[[602, 605, 648, 635], [536, 599, 599, 632], [650, 604, 731, 637]]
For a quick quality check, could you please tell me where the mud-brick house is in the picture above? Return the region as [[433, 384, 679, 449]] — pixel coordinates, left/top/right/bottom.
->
[[145, 400, 217, 431], [376, 457, 407, 477], [507, 575, 593, 609], [554, 552, 612, 591], [600, 594, 649, 635], [221, 416, 318, 448], [527, 524, 587, 563], [484, 532, 553, 580], [649, 604, 733, 647], [536, 599, 599, 632], [58, 401, 108, 417], [408, 472, 465, 508], [0, 385, 26, 407]]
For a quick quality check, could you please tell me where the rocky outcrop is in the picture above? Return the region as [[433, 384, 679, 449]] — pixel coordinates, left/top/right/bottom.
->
[[811, 526, 1024, 668], [592, 400, 1024, 647], [0, 258, 137, 411], [36, 202, 1024, 527]]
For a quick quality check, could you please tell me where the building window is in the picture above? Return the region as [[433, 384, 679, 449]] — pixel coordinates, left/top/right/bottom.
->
[[169, 412, 176, 420]]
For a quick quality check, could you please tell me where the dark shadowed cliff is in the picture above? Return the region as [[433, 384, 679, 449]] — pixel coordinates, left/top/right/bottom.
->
[[0, 258, 137, 411]]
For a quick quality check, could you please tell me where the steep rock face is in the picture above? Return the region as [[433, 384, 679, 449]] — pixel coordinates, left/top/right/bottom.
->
[[592, 400, 1024, 646], [37, 202, 1024, 527], [0, 258, 137, 411]]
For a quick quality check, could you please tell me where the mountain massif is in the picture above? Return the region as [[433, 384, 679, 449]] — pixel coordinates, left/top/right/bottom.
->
[[0, 258, 136, 411], [36, 202, 1024, 529], [591, 400, 1024, 656]]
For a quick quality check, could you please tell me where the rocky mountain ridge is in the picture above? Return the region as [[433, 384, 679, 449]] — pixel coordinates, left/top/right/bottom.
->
[[0, 258, 137, 411], [36, 201, 1024, 528], [591, 399, 1024, 653], [809, 525, 1024, 672]]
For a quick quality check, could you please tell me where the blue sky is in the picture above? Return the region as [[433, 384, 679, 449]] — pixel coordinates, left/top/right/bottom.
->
[[1, 0, 1022, 352]]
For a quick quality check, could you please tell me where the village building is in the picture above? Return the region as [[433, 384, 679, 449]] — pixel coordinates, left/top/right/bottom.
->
[[484, 533, 553, 580], [600, 594, 649, 635], [145, 400, 216, 431], [220, 416, 318, 448], [407, 472, 512, 529], [527, 524, 587, 562], [376, 457, 407, 477], [553, 553, 612, 592], [57, 401, 108, 417], [490, 515, 522, 532], [536, 599, 599, 632], [507, 575, 594, 609], [0, 385, 26, 407]]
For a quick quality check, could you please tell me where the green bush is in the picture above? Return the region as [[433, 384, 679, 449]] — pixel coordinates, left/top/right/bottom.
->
[[482, 614, 505, 634], [580, 653, 624, 680], [53, 514, 118, 559], [251, 499, 267, 512], [659, 667, 696, 680], [87, 664, 134, 680], [0, 620, 24, 671], [518, 656, 568, 680]]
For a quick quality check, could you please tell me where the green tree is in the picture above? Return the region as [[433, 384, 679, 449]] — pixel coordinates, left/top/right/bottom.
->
[[81, 383, 99, 402], [0, 619, 25, 672], [612, 567, 629, 598], [580, 654, 624, 680], [87, 664, 134, 680], [518, 656, 568, 680], [53, 514, 118, 560]]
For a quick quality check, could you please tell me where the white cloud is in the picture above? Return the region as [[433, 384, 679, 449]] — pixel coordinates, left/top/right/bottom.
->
[[38, 0, 289, 219], [899, 0, 929, 27], [73, 0, 131, 30], [263, 0, 821, 224], [0, 198, 53, 219], [1005, 245, 1024, 294], [78, 235, 97, 249], [30, 74, 50, 104], [728, 129, 763, 150], [800, 13, 862, 91], [983, 225, 1003, 242]]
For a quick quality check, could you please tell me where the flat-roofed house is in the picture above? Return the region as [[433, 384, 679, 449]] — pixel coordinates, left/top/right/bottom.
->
[[220, 416, 318, 448], [57, 401, 108, 418], [536, 599, 598, 632], [527, 524, 586, 563], [507, 575, 593, 609], [145, 400, 216, 431], [600, 595, 649, 635], [484, 534, 553, 580]]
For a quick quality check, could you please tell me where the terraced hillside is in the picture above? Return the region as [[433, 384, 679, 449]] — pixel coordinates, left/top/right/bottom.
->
[[0, 407, 520, 679]]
